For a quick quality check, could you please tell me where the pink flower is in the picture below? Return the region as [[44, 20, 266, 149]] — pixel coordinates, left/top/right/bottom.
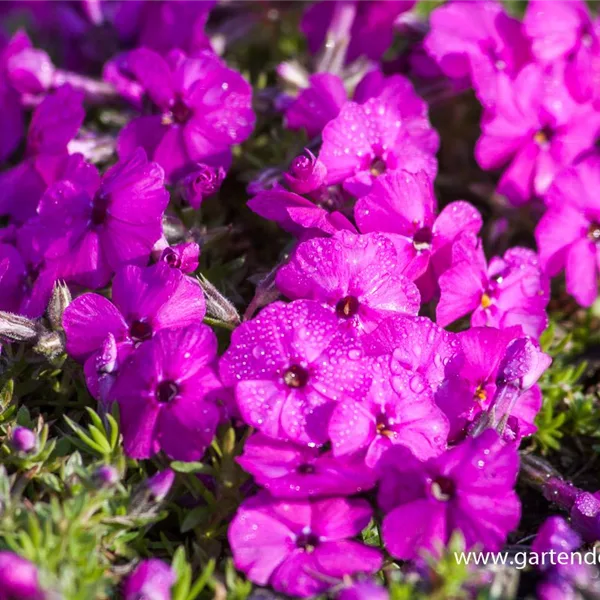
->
[[229, 492, 382, 597], [319, 78, 439, 197], [475, 64, 600, 205], [276, 231, 420, 334], [237, 433, 377, 498], [123, 559, 175, 600], [112, 324, 222, 461], [219, 300, 371, 446], [379, 429, 521, 559], [118, 48, 254, 182], [437, 233, 549, 337], [28, 148, 169, 289], [328, 355, 448, 467], [355, 170, 482, 300], [535, 153, 600, 307]]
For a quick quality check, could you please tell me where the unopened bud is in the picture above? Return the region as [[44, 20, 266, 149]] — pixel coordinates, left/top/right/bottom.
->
[[198, 275, 240, 326], [0, 311, 39, 342], [161, 242, 200, 274], [11, 427, 37, 453], [47, 280, 71, 331], [146, 469, 175, 502], [283, 150, 327, 195], [93, 465, 119, 488], [179, 163, 225, 210]]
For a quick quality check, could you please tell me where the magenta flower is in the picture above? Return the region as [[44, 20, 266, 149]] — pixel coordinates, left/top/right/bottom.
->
[[0, 84, 85, 223], [355, 170, 482, 300], [117, 48, 254, 182], [535, 153, 600, 307], [237, 433, 377, 498], [123, 559, 175, 600], [146, 468, 176, 502], [475, 64, 600, 205], [379, 429, 521, 559], [229, 492, 382, 597], [179, 163, 225, 209], [437, 233, 549, 337], [11, 426, 37, 453], [219, 300, 371, 446], [336, 580, 389, 600], [319, 78, 439, 197], [328, 355, 448, 467], [302, 1, 415, 64], [435, 326, 544, 441], [424, 0, 530, 105], [524, 0, 600, 106], [247, 186, 356, 239], [29, 148, 169, 289], [0, 552, 43, 600], [111, 324, 222, 461], [276, 231, 421, 334], [63, 262, 206, 401]]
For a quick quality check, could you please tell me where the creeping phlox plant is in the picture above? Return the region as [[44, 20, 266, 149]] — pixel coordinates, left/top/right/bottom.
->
[[1, 1, 600, 600]]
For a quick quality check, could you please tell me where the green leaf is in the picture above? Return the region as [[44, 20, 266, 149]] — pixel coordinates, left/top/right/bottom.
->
[[170, 461, 214, 475]]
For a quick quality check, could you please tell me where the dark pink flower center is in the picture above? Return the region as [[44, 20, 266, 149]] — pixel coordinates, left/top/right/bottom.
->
[[91, 192, 110, 226], [335, 295, 360, 319], [296, 463, 315, 474], [290, 155, 312, 177], [431, 475, 455, 501], [296, 531, 320, 551], [171, 97, 192, 124], [534, 125, 554, 147], [588, 222, 600, 242], [156, 380, 179, 403], [369, 157, 387, 177], [163, 248, 181, 269], [129, 319, 153, 342], [283, 364, 309, 388], [413, 226, 433, 251], [376, 414, 394, 438]]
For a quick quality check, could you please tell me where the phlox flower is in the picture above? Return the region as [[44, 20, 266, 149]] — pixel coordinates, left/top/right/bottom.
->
[[424, 0, 530, 105], [123, 559, 175, 600], [111, 324, 222, 461], [27, 148, 169, 289], [475, 64, 600, 205], [237, 433, 377, 498], [328, 355, 448, 467], [276, 231, 421, 334], [117, 48, 254, 182], [0, 552, 43, 600], [319, 78, 439, 197], [535, 153, 600, 307], [0, 243, 26, 313], [63, 262, 206, 401], [219, 300, 371, 446], [229, 492, 381, 598], [159, 242, 200, 274], [355, 170, 482, 300], [0, 84, 85, 223], [437, 232, 549, 337], [379, 429, 521, 560]]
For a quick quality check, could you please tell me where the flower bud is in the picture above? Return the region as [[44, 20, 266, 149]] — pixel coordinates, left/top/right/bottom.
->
[[123, 559, 175, 600], [0, 551, 43, 600], [283, 150, 327, 194], [47, 280, 71, 332], [11, 427, 37, 453], [198, 275, 240, 326], [94, 465, 119, 488], [146, 469, 175, 502], [179, 163, 225, 209], [160, 242, 200, 274], [0, 311, 39, 342], [4, 32, 54, 95]]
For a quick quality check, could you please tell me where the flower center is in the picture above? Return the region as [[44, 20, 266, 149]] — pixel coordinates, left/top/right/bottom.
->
[[369, 157, 386, 177], [283, 365, 309, 388], [335, 295, 360, 319], [588, 222, 600, 242], [91, 192, 110, 226], [481, 293, 492, 309], [162, 248, 181, 269], [296, 463, 315, 474], [291, 155, 312, 177], [431, 475, 455, 501], [376, 414, 394, 438], [534, 126, 554, 147], [163, 97, 192, 125], [156, 380, 179, 403], [413, 226, 433, 251], [296, 531, 320, 552], [129, 319, 153, 343], [474, 384, 487, 402]]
